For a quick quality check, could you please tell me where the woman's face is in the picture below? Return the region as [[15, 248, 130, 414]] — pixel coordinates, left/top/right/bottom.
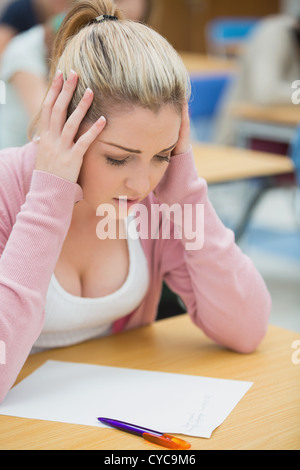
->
[[78, 105, 181, 219]]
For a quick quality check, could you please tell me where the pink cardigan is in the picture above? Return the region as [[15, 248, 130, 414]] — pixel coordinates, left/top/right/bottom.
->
[[0, 142, 271, 403]]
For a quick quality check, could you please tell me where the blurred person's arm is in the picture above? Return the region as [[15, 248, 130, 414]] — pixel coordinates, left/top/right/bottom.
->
[[10, 71, 47, 117], [0, 24, 16, 55], [247, 21, 297, 105], [249, 48, 295, 104]]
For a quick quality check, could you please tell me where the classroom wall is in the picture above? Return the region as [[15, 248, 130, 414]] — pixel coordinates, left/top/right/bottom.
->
[[0, 0, 281, 49], [150, 0, 281, 53]]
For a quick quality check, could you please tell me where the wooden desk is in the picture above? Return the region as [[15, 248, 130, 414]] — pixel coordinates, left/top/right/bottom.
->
[[1, 315, 299, 450], [192, 142, 294, 184], [233, 104, 300, 127], [232, 104, 300, 149], [180, 51, 237, 75]]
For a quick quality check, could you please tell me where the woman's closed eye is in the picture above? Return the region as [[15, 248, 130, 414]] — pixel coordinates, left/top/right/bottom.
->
[[105, 154, 171, 167], [105, 156, 130, 167]]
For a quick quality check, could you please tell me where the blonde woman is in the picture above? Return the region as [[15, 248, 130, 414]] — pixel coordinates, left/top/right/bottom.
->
[[0, 0, 271, 403]]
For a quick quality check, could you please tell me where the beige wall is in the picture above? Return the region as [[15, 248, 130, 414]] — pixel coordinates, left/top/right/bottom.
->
[[149, 0, 281, 53]]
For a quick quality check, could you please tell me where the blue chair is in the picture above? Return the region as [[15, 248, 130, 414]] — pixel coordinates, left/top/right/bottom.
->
[[206, 17, 258, 57], [290, 125, 300, 187], [289, 125, 300, 223], [188, 73, 233, 142]]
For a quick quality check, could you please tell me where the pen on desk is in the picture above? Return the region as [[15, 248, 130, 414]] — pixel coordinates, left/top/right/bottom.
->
[[97, 417, 191, 450]]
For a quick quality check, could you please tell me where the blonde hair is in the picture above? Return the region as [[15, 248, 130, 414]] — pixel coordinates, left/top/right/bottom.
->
[[29, 0, 191, 139]]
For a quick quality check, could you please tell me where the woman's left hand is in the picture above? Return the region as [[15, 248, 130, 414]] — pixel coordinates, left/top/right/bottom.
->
[[172, 102, 191, 156], [153, 102, 193, 202]]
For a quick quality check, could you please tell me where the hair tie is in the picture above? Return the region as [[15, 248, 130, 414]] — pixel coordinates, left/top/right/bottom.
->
[[95, 14, 118, 23]]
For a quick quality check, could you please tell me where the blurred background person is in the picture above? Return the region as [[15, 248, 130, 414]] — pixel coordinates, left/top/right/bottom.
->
[[0, 0, 153, 150], [0, 0, 71, 55], [214, 13, 300, 146], [0, 13, 65, 149], [0, 0, 153, 149]]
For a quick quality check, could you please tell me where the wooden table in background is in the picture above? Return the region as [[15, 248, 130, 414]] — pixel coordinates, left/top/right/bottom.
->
[[1, 315, 299, 450], [232, 104, 300, 149], [180, 52, 237, 75], [192, 142, 294, 184]]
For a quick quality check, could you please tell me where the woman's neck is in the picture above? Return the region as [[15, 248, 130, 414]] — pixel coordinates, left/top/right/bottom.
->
[[71, 200, 127, 241]]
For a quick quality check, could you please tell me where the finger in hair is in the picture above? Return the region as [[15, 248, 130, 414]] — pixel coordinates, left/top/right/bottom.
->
[[75, 115, 106, 151], [49, 70, 79, 136], [40, 71, 64, 131], [60, 88, 94, 145]]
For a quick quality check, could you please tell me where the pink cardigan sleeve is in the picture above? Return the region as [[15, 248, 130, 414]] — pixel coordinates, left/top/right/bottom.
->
[[154, 147, 272, 353], [0, 170, 83, 403]]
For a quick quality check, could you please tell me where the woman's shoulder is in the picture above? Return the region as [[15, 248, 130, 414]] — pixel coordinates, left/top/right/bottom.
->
[[2, 24, 44, 56], [0, 141, 37, 197], [0, 25, 46, 81], [0, 140, 37, 167]]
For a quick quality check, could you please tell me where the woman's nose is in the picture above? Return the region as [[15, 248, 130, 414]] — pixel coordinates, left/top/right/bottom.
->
[[125, 165, 151, 196]]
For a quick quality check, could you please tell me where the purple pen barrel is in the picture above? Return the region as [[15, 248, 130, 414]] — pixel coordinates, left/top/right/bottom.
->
[[98, 417, 162, 437]]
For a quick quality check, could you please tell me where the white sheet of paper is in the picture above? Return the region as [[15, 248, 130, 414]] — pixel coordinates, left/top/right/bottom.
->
[[0, 360, 253, 438]]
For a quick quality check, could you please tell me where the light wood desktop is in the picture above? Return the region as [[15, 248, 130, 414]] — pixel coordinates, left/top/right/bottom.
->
[[232, 103, 300, 149], [233, 104, 300, 127], [1, 315, 299, 450], [192, 142, 294, 184], [180, 52, 237, 75]]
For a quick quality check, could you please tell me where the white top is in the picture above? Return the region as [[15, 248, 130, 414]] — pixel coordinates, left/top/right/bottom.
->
[[33, 216, 149, 350], [0, 25, 47, 149]]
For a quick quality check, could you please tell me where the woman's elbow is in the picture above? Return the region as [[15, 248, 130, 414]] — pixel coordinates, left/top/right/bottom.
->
[[232, 297, 272, 354], [234, 324, 269, 354]]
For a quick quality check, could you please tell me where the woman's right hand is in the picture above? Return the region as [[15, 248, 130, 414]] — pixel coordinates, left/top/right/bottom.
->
[[35, 69, 106, 183]]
